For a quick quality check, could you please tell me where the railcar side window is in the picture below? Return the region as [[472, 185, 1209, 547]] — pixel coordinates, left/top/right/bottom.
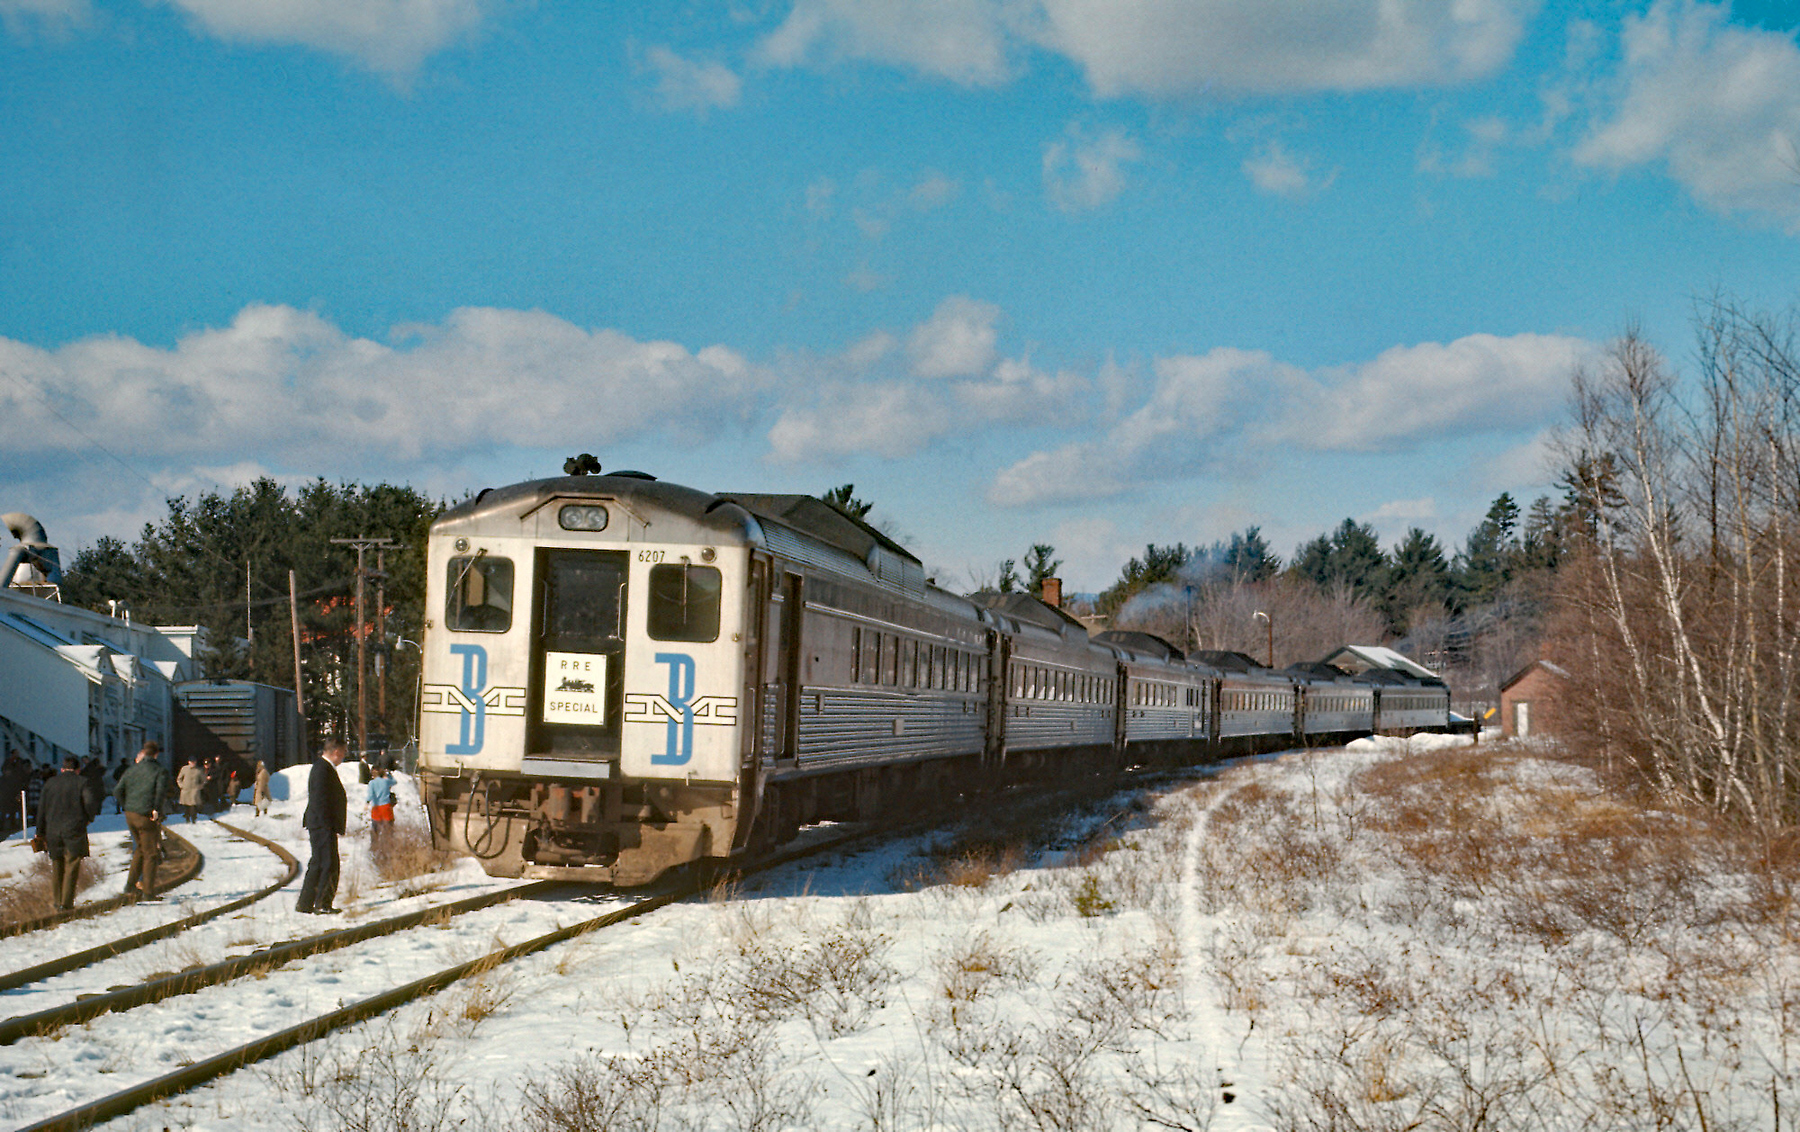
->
[[446, 555, 515, 632], [647, 564, 722, 642]]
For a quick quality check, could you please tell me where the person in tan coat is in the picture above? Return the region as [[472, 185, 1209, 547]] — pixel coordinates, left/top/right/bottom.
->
[[253, 760, 272, 817], [176, 759, 205, 823]]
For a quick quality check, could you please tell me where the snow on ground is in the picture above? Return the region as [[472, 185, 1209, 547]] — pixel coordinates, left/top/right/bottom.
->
[[9, 739, 1798, 1131]]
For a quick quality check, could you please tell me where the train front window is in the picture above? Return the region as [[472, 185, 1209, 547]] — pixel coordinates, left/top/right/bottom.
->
[[446, 555, 514, 632], [647, 564, 721, 642]]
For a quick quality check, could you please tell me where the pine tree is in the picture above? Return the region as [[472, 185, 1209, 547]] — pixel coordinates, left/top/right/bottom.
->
[[818, 483, 874, 521]]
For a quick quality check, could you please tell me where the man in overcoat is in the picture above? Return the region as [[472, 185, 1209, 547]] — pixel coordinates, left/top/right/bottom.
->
[[113, 742, 171, 900], [297, 741, 347, 914], [36, 756, 101, 910]]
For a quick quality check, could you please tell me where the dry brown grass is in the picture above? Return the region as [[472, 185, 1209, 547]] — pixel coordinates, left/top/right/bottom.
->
[[371, 822, 461, 892], [0, 854, 105, 926]]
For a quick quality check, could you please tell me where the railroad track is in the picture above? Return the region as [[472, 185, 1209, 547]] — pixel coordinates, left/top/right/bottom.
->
[[11, 819, 891, 1132], [0, 821, 298, 994], [11, 766, 1198, 1132], [0, 825, 205, 940]]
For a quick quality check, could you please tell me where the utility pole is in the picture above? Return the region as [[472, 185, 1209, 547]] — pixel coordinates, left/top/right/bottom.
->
[[331, 537, 397, 756], [289, 569, 306, 721], [375, 549, 388, 727]]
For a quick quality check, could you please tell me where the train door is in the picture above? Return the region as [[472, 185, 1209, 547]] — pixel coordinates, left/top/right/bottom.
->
[[778, 572, 805, 764], [1112, 661, 1129, 760], [735, 555, 772, 849], [983, 629, 1008, 769], [527, 548, 629, 762]]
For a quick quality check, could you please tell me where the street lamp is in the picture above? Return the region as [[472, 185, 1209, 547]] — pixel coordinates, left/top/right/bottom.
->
[[391, 636, 423, 774], [1253, 610, 1273, 668]]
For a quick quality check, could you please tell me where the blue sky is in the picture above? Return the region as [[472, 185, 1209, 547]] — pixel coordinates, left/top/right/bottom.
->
[[1, 0, 1796, 592]]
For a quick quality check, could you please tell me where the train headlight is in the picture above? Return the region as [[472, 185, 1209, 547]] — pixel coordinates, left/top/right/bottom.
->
[[558, 504, 610, 532]]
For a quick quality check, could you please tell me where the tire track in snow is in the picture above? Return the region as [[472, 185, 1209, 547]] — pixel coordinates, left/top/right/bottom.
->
[[1178, 774, 1254, 1123]]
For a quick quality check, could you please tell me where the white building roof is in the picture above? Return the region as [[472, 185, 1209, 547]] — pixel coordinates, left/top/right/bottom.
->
[[1322, 644, 1441, 680]]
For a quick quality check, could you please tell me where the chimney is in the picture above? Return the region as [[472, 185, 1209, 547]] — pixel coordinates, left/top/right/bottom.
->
[[1040, 576, 1062, 608]]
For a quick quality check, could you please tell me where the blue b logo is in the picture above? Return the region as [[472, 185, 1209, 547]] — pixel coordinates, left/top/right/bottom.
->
[[447, 644, 487, 755], [652, 652, 695, 765]]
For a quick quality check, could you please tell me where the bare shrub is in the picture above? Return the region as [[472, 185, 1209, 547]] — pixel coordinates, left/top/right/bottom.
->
[[0, 854, 105, 925], [277, 1018, 470, 1132], [723, 904, 897, 1038], [935, 930, 1041, 1002], [1120, 1050, 1218, 1132], [848, 1049, 942, 1132], [518, 1051, 671, 1132]]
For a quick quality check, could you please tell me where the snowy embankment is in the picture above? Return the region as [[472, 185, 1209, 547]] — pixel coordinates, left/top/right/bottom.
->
[[54, 738, 1800, 1130]]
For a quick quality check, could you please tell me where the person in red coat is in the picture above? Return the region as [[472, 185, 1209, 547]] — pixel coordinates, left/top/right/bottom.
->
[[296, 741, 347, 915]]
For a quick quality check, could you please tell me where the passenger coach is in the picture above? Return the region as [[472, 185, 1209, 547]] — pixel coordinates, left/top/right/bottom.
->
[[416, 470, 1458, 886]]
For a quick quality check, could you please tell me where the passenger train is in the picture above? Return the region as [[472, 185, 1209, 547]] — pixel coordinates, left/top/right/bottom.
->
[[416, 471, 1453, 884]]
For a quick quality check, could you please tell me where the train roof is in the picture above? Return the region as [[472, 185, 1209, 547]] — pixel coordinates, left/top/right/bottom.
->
[[967, 591, 1089, 640], [1187, 649, 1270, 674], [713, 494, 917, 567], [1091, 630, 1184, 662], [436, 474, 739, 535]]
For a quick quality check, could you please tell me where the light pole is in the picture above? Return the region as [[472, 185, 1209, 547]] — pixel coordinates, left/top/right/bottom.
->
[[392, 636, 422, 774], [1253, 610, 1273, 668]]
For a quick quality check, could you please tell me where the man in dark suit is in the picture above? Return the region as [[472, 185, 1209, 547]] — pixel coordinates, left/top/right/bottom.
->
[[296, 741, 348, 915], [36, 756, 102, 910]]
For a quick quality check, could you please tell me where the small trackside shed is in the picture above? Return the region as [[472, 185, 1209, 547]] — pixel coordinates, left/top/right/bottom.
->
[[1499, 660, 1568, 740]]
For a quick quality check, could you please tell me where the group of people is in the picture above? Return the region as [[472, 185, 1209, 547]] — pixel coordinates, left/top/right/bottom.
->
[[4, 752, 108, 840], [23, 736, 396, 915], [174, 754, 273, 822]]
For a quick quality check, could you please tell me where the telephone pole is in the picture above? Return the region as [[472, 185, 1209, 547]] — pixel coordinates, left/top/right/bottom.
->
[[331, 537, 398, 756]]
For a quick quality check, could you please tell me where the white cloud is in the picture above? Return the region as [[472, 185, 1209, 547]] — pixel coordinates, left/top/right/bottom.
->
[[1243, 140, 1335, 198], [0, 304, 768, 476], [1576, 0, 1800, 232], [0, 0, 88, 34], [1482, 427, 1562, 490], [989, 347, 1284, 504], [766, 382, 954, 461], [988, 333, 1593, 505], [844, 264, 888, 293], [906, 295, 1001, 378], [161, 0, 491, 75], [756, 0, 1532, 95], [764, 297, 1092, 462], [642, 45, 742, 112], [1274, 333, 1594, 451], [1043, 124, 1142, 212], [755, 0, 1015, 86], [1363, 497, 1439, 526], [844, 170, 962, 240], [1032, 0, 1532, 96]]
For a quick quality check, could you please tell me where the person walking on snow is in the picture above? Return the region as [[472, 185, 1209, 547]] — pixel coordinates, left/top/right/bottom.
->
[[177, 758, 204, 823], [114, 742, 171, 901], [253, 760, 271, 817], [296, 741, 347, 915], [35, 756, 101, 910], [367, 766, 395, 856]]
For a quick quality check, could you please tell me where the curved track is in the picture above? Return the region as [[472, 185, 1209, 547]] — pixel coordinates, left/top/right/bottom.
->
[[11, 765, 1198, 1132], [12, 819, 898, 1132], [0, 825, 204, 939], [0, 821, 297, 994]]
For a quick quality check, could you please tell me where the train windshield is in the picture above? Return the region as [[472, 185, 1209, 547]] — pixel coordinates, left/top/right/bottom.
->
[[647, 563, 721, 642], [446, 555, 514, 632]]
